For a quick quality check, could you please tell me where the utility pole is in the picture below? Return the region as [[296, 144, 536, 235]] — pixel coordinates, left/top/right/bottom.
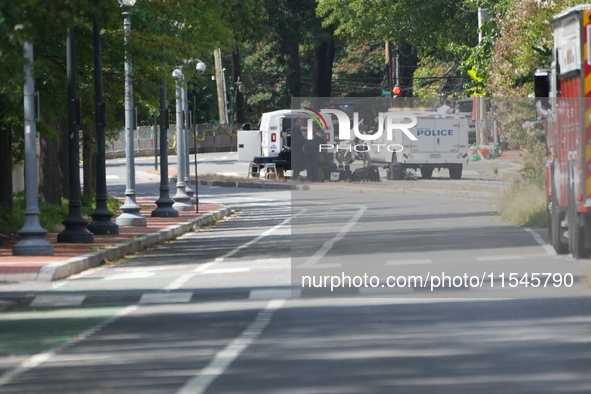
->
[[478, 6, 488, 148], [214, 48, 228, 125]]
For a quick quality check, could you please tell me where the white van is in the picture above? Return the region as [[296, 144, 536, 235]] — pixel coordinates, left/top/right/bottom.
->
[[364, 109, 469, 179], [238, 109, 335, 161]]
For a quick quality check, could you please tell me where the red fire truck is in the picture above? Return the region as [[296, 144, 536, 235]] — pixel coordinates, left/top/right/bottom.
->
[[542, 4, 591, 257]]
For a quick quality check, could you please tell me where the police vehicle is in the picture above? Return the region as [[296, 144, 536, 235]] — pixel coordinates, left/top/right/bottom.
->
[[364, 109, 469, 179], [237, 109, 335, 178]]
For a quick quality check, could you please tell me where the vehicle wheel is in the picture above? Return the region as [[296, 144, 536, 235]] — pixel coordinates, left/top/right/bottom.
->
[[551, 180, 568, 254], [449, 166, 462, 179], [420, 167, 433, 179], [335, 146, 355, 164], [568, 183, 589, 258]]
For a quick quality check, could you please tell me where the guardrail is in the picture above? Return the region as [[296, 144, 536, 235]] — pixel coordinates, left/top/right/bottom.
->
[[108, 124, 239, 158]]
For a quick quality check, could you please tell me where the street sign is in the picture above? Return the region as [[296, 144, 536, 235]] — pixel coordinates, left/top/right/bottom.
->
[[380, 89, 390, 97]]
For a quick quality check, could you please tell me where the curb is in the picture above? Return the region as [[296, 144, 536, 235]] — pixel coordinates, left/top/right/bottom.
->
[[169, 177, 309, 191], [28, 207, 233, 282]]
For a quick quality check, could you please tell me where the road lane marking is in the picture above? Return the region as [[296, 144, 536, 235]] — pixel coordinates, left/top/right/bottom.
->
[[30, 295, 86, 307], [175, 299, 285, 394], [298, 205, 367, 269], [249, 289, 300, 299], [359, 287, 414, 295], [477, 255, 524, 261], [166, 210, 299, 291], [139, 292, 193, 304], [165, 274, 197, 291], [386, 259, 432, 266], [0, 305, 137, 389], [524, 228, 556, 256], [202, 268, 250, 274], [104, 272, 155, 280]]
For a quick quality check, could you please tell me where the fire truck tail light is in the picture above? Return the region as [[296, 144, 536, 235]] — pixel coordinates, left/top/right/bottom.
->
[[403, 154, 409, 159], [462, 153, 468, 158], [326, 133, 330, 142], [271, 133, 276, 142]]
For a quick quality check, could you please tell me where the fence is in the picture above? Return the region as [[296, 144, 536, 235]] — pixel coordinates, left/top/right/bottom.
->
[[108, 124, 239, 159]]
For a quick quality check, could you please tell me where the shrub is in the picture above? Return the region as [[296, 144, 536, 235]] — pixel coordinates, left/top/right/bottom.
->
[[496, 180, 547, 227]]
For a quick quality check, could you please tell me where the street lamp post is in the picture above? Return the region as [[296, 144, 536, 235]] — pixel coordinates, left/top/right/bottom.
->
[[57, 27, 95, 243], [172, 68, 192, 211], [182, 82, 195, 202], [183, 60, 205, 210], [87, 18, 119, 235], [116, 0, 146, 226], [12, 42, 54, 255], [152, 46, 178, 217]]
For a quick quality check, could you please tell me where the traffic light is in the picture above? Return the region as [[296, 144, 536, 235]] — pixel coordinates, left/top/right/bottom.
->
[[392, 85, 402, 108]]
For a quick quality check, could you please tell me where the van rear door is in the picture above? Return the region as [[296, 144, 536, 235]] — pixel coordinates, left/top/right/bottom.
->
[[433, 117, 460, 156], [411, 118, 436, 153]]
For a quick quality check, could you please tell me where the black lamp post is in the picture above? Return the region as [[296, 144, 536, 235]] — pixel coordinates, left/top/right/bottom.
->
[[87, 18, 119, 235], [152, 46, 178, 217], [57, 27, 94, 243]]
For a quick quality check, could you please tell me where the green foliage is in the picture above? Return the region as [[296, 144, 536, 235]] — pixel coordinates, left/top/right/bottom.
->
[[413, 56, 455, 97], [1, 0, 235, 167], [243, 42, 288, 120], [0, 193, 123, 236], [318, 0, 477, 50], [331, 40, 385, 97], [486, 0, 578, 96]]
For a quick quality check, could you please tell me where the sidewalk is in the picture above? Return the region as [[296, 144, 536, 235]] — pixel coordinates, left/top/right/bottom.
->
[[0, 200, 231, 282]]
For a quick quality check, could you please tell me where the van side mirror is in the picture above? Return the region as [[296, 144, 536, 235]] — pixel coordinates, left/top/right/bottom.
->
[[242, 123, 251, 130]]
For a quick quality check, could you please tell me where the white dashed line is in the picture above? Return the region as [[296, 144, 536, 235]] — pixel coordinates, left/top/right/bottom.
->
[[139, 292, 193, 304], [298, 206, 366, 269], [249, 289, 299, 299], [386, 259, 433, 266], [30, 295, 86, 307], [175, 299, 285, 394]]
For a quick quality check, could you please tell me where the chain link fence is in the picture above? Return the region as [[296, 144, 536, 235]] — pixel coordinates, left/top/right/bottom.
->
[[108, 124, 239, 159]]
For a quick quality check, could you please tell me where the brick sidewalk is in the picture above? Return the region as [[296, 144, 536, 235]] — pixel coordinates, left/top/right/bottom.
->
[[0, 200, 223, 279]]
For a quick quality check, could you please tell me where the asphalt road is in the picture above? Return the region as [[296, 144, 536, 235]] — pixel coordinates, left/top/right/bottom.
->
[[1, 155, 591, 393]]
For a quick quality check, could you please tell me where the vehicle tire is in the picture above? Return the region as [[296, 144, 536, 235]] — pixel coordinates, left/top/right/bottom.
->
[[335, 144, 355, 164], [449, 166, 462, 180], [420, 167, 433, 179], [568, 182, 589, 258], [551, 180, 568, 254]]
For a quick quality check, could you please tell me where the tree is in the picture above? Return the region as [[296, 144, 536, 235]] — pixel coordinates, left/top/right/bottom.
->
[[0, 0, 234, 209], [317, 0, 478, 96], [488, 0, 577, 96]]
